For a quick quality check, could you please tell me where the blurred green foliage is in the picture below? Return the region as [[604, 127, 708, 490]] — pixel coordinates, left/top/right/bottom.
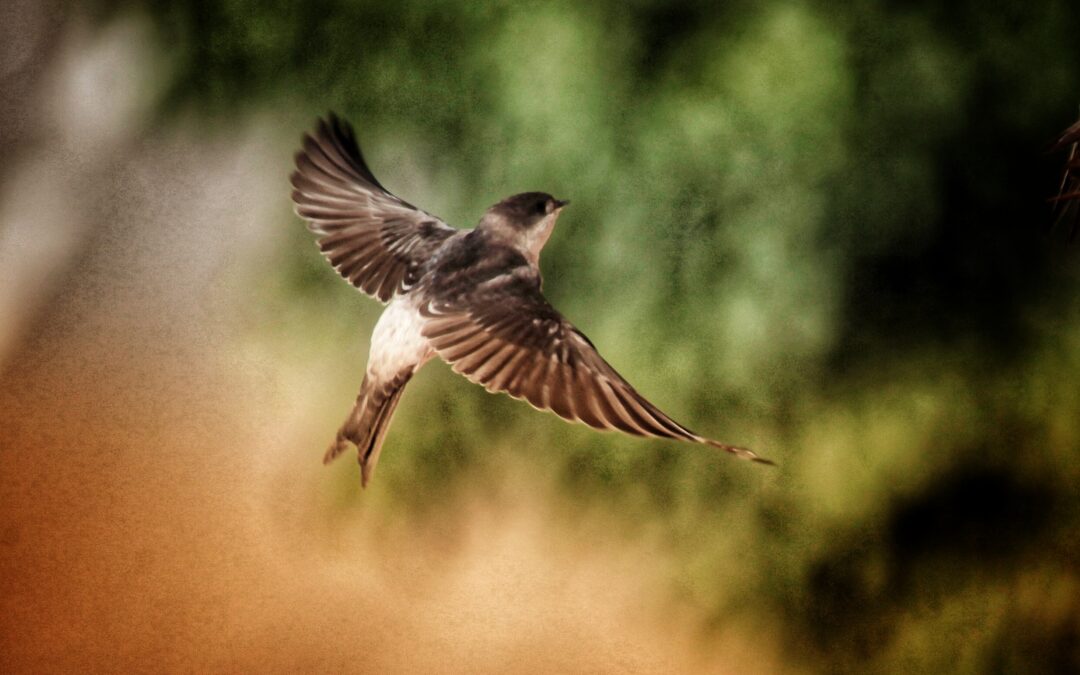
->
[[94, 0, 1080, 671]]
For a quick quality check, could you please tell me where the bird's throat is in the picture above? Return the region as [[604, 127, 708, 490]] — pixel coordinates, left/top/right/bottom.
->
[[522, 213, 558, 265]]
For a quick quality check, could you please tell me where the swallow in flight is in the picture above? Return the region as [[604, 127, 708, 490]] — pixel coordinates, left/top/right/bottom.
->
[[291, 114, 771, 487]]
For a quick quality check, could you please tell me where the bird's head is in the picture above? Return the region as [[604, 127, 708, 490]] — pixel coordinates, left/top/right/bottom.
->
[[478, 192, 569, 264]]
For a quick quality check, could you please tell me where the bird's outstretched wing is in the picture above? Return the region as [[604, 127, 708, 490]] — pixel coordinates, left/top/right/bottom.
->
[[420, 269, 770, 464], [291, 114, 459, 302], [1050, 118, 1080, 240]]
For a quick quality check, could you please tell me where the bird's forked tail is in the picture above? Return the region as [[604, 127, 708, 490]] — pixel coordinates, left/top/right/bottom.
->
[[325, 370, 413, 488]]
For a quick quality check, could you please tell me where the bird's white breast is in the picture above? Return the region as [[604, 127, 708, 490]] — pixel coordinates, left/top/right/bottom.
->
[[367, 297, 434, 380]]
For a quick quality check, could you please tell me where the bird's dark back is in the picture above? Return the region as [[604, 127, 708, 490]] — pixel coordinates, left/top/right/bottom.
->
[[421, 230, 534, 304]]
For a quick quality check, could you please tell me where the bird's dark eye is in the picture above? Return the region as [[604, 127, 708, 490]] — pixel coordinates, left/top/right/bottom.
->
[[536, 200, 549, 215]]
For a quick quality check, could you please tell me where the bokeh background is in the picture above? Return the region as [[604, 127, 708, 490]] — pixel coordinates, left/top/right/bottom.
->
[[2, 0, 1079, 672]]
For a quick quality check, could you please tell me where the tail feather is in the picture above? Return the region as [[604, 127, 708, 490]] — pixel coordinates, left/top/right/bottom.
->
[[325, 371, 413, 487]]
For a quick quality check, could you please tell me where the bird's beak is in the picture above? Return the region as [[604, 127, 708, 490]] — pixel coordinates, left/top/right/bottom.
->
[[553, 199, 569, 212]]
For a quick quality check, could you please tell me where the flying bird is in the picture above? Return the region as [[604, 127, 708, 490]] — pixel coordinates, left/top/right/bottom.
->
[[290, 114, 771, 487]]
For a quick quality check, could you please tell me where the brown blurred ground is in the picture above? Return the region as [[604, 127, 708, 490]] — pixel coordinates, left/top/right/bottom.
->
[[0, 272, 779, 672]]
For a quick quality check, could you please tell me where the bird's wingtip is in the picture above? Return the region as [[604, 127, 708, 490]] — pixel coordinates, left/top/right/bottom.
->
[[704, 439, 776, 466], [733, 447, 775, 466]]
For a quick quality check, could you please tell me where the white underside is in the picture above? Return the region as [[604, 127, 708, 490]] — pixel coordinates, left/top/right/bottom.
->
[[367, 296, 435, 380]]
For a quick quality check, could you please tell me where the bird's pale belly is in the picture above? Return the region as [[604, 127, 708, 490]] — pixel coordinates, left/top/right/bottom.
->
[[367, 297, 435, 380]]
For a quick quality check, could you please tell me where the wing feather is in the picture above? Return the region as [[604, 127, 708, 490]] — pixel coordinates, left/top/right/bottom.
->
[[420, 270, 771, 463], [291, 113, 460, 302]]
